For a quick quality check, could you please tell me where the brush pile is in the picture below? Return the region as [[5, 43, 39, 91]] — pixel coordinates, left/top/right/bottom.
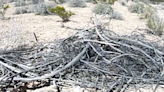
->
[[1, 19, 164, 92]]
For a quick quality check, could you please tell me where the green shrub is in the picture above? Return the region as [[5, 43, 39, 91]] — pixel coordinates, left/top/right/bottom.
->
[[50, 6, 75, 22], [34, 3, 56, 15], [128, 2, 145, 14], [110, 10, 124, 20], [68, 0, 86, 7], [93, 3, 113, 14], [3, 4, 9, 10], [0, 4, 9, 19], [147, 14, 164, 36]]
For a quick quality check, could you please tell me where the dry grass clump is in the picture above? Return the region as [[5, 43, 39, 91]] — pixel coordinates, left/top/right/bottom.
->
[[14, 6, 32, 14], [14, 0, 44, 7], [14, 0, 26, 7], [96, 0, 116, 4], [161, 5, 164, 10], [137, 4, 164, 36], [14, 2, 56, 15], [119, 0, 127, 6], [133, 0, 150, 4], [128, 2, 145, 14], [93, 3, 123, 20], [7, 0, 15, 3], [110, 10, 124, 20], [57, 0, 67, 3], [68, 0, 86, 7], [34, 3, 56, 15], [93, 3, 113, 14], [140, 5, 156, 19], [147, 14, 164, 36], [32, 0, 44, 4], [85, 0, 93, 2]]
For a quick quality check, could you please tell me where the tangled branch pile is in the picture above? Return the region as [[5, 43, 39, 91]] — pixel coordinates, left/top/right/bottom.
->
[[1, 19, 164, 91]]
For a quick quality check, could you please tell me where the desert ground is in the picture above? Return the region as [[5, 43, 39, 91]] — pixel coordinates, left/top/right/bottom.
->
[[0, 0, 164, 92], [1, 0, 162, 49]]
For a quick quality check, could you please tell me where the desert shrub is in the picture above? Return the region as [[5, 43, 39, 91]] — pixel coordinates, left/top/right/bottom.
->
[[140, 5, 156, 19], [85, 0, 93, 2], [161, 5, 164, 10], [0, 4, 9, 19], [52, 0, 67, 4], [110, 10, 124, 20], [161, 3, 164, 6], [50, 6, 75, 22], [97, 0, 116, 4], [118, 0, 127, 6], [133, 0, 150, 4], [58, 0, 67, 3], [93, 3, 113, 14], [68, 0, 86, 7], [128, 2, 145, 14], [32, 0, 44, 4], [92, 0, 98, 4], [34, 3, 56, 15], [120, 1, 126, 6], [147, 14, 164, 36], [14, 7, 32, 14], [15, 0, 26, 7], [7, 0, 15, 3]]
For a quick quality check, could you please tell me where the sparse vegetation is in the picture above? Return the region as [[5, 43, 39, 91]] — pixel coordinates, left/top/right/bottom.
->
[[147, 14, 164, 36], [97, 0, 116, 4], [110, 10, 124, 20], [85, 0, 93, 2], [68, 0, 86, 7], [140, 5, 156, 19], [161, 5, 164, 10], [34, 3, 56, 15], [0, 4, 9, 19], [50, 6, 75, 22], [15, 0, 26, 7], [32, 0, 44, 4], [133, 0, 150, 4], [57, 0, 67, 3], [119, 0, 127, 6], [128, 2, 145, 14], [93, 3, 113, 14], [14, 7, 32, 14], [7, 0, 15, 3]]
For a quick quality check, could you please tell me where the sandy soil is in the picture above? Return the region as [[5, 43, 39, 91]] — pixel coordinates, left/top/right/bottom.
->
[[0, 1, 152, 49], [0, 1, 163, 49]]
